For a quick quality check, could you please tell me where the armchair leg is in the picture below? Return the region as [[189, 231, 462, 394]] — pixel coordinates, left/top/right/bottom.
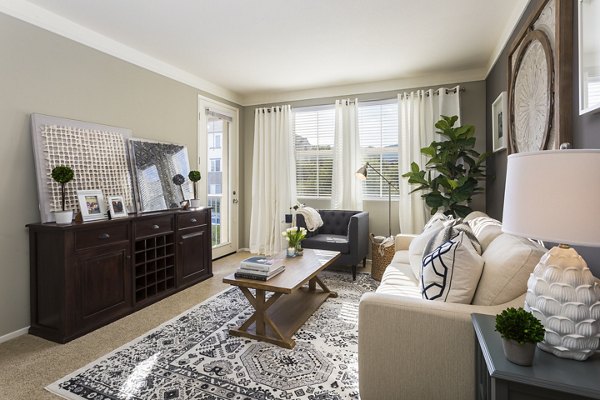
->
[[362, 257, 366, 269], [352, 265, 357, 281]]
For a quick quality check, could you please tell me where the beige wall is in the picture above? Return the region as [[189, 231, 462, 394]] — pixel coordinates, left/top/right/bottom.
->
[[0, 14, 242, 338], [241, 80, 487, 248]]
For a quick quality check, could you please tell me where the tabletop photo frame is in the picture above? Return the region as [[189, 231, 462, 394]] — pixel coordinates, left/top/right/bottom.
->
[[77, 189, 108, 221], [108, 195, 128, 219]]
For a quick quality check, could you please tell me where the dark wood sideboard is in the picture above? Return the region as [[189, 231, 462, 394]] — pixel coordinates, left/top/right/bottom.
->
[[27, 208, 212, 343]]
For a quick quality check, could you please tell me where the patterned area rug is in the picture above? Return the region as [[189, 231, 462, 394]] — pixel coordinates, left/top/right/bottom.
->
[[47, 271, 378, 400]]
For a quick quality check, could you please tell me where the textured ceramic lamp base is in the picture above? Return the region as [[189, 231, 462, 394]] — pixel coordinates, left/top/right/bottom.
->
[[525, 246, 600, 361]]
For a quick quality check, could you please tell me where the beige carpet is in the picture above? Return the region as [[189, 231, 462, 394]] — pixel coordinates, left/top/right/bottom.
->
[[0, 252, 367, 400]]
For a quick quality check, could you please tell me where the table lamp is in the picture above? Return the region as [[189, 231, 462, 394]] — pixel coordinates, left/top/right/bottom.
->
[[502, 149, 600, 361]]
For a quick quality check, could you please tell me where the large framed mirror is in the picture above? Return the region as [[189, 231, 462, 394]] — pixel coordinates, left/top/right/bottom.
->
[[579, 0, 600, 114], [129, 138, 193, 212]]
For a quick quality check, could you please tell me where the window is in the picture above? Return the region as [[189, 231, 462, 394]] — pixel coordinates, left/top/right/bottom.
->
[[294, 107, 335, 198], [358, 101, 399, 199], [210, 158, 221, 172]]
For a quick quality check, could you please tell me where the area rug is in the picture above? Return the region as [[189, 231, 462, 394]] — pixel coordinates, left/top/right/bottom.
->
[[47, 271, 378, 400]]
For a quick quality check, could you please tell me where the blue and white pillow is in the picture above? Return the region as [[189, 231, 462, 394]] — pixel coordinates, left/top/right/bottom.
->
[[421, 231, 484, 304]]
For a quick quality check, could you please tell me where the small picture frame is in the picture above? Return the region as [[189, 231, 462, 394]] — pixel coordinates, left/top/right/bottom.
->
[[76, 189, 108, 221], [492, 91, 508, 152], [108, 195, 128, 219]]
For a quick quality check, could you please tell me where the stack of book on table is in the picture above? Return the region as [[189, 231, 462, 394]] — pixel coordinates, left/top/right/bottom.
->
[[235, 256, 285, 281]]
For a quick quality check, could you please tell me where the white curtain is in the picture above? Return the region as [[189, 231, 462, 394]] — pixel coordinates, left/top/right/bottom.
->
[[398, 86, 461, 234], [249, 105, 296, 255], [331, 98, 363, 210]]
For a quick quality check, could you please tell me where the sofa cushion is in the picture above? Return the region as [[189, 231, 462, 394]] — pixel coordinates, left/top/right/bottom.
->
[[420, 231, 484, 303], [302, 234, 349, 253], [408, 219, 445, 279], [472, 233, 546, 306], [376, 255, 421, 298], [467, 216, 503, 252]]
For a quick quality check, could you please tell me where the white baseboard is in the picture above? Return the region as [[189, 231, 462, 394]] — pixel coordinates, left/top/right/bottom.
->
[[0, 326, 29, 344], [237, 248, 250, 252]]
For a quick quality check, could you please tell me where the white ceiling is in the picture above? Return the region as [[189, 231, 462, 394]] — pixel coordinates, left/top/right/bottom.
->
[[2, 0, 528, 105]]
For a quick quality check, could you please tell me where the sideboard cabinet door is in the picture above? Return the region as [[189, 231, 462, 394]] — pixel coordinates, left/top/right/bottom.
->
[[75, 243, 131, 333]]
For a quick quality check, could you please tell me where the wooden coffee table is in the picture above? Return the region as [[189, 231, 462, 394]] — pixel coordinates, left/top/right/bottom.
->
[[223, 248, 340, 349]]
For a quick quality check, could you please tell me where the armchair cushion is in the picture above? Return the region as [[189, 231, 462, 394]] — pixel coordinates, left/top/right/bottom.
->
[[301, 234, 349, 253]]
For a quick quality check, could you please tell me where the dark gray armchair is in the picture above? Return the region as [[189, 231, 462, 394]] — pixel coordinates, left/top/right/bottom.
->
[[297, 210, 369, 280]]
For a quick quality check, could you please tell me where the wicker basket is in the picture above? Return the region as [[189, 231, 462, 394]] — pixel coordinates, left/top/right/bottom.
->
[[370, 234, 395, 281]]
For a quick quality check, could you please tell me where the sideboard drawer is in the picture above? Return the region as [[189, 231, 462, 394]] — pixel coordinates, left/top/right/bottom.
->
[[135, 215, 174, 238], [177, 210, 207, 230], [75, 223, 129, 250]]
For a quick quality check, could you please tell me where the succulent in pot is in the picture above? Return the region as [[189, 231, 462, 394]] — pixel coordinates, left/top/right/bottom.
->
[[51, 165, 74, 224], [495, 307, 545, 366], [188, 170, 202, 208]]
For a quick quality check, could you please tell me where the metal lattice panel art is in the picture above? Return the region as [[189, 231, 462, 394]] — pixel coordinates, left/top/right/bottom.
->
[[31, 114, 134, 223]]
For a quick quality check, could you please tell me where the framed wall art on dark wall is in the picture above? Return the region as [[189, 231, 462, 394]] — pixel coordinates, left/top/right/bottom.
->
[[508, 0, 573, 153]]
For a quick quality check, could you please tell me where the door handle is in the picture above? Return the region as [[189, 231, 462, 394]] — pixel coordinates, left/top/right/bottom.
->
[[232, 199, 239, 204]]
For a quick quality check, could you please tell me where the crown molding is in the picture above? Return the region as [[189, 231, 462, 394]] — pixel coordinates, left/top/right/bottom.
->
[[0, 0, 243, 105], [485, 0, 531, 77], [240, 68, 487, 106]]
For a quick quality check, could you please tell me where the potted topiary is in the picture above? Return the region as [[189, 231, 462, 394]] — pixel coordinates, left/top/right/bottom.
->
[[51, 165, 75, 224], [188, 170, 202, 208], [402, 115, 487, 218], [495, 307, 545, 366]]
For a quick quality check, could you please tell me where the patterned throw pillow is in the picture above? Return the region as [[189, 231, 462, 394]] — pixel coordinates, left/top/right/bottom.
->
[[420, 231, 484, 304], [423, 220, 482, 256]]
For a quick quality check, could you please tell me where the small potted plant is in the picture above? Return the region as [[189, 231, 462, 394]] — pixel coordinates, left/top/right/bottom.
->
[[51, 165, 75, 224], [188, 170, 202, 208], [282, 227, 307, 257], [495, 307, 545, 366]]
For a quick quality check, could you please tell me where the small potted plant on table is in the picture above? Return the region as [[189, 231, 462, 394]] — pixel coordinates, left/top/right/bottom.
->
[[51, 165, 75, 224], [188, 170, 202, 208], [495, 307, 545, 366], [282, 227, 307, 257]]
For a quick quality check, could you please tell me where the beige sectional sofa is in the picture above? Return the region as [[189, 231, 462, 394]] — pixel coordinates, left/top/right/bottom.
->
[[358, 212, 547, 400]]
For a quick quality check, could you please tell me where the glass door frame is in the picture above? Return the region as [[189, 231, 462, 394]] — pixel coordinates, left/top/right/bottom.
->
[[197, 95, 239, 259]]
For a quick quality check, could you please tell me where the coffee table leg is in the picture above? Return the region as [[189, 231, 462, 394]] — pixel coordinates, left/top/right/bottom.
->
[[255, 289, 266, 335], [313, 276, 338, 298]]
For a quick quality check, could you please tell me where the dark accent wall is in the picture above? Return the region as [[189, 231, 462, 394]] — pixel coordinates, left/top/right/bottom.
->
[[486, 0, 600, 274]]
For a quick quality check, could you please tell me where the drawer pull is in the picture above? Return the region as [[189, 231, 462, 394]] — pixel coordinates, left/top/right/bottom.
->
[[98, 233, 111, 240], [190, 218, 197, 223], [152, 224, 160, 230]]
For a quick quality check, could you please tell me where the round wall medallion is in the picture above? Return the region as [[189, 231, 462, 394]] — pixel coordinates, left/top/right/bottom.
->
[[509, 29, 554, 153]]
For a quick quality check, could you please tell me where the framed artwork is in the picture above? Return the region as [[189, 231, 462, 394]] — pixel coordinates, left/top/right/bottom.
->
[[492, 92, 508, 152], [77, 190, 108, 221], [30, 114, 134, 223], [108, 195, 128, 219], [508, 0, 573, 153]]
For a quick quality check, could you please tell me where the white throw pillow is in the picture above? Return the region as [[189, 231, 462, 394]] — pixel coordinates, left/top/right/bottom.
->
[[472, 233, 546, 306], [467, 216, 503, 252], [420, 231, 484, 304], [408, 219, 445, 279]]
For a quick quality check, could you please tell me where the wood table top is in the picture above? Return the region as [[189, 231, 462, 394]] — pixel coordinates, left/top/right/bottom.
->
[[223, 249, 340, 293]]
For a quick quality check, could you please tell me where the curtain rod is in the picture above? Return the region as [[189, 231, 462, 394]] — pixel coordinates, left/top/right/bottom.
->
[[399, 87, 466, 98]]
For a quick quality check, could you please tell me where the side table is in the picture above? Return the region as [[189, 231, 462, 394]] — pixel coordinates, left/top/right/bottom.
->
[[472, 313, 600, 400]]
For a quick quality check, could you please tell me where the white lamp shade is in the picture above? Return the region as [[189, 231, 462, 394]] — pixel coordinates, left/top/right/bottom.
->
[[502, 150, 600, 247]]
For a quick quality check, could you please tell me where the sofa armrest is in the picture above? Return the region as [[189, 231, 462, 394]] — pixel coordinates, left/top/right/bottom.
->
[[358, 292, 524, 400], [348, 211, 369, 260], [394, 234, 416, 251]]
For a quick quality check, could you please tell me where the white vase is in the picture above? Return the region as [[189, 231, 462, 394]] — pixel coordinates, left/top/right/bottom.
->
[[189, 199, 202, 208], [525, 246, 600, 361], [54, 210, 73, 225]]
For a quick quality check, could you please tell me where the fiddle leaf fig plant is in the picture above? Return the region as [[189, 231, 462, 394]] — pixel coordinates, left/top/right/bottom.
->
[[402, 115, 487, 218], [51, 165, 74, 211], [188, 170, 201, 199], [495, 307, 545, 345]]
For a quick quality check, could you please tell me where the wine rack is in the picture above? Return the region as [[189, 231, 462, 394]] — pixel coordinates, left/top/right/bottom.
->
[[134, 233, 176, 303]]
